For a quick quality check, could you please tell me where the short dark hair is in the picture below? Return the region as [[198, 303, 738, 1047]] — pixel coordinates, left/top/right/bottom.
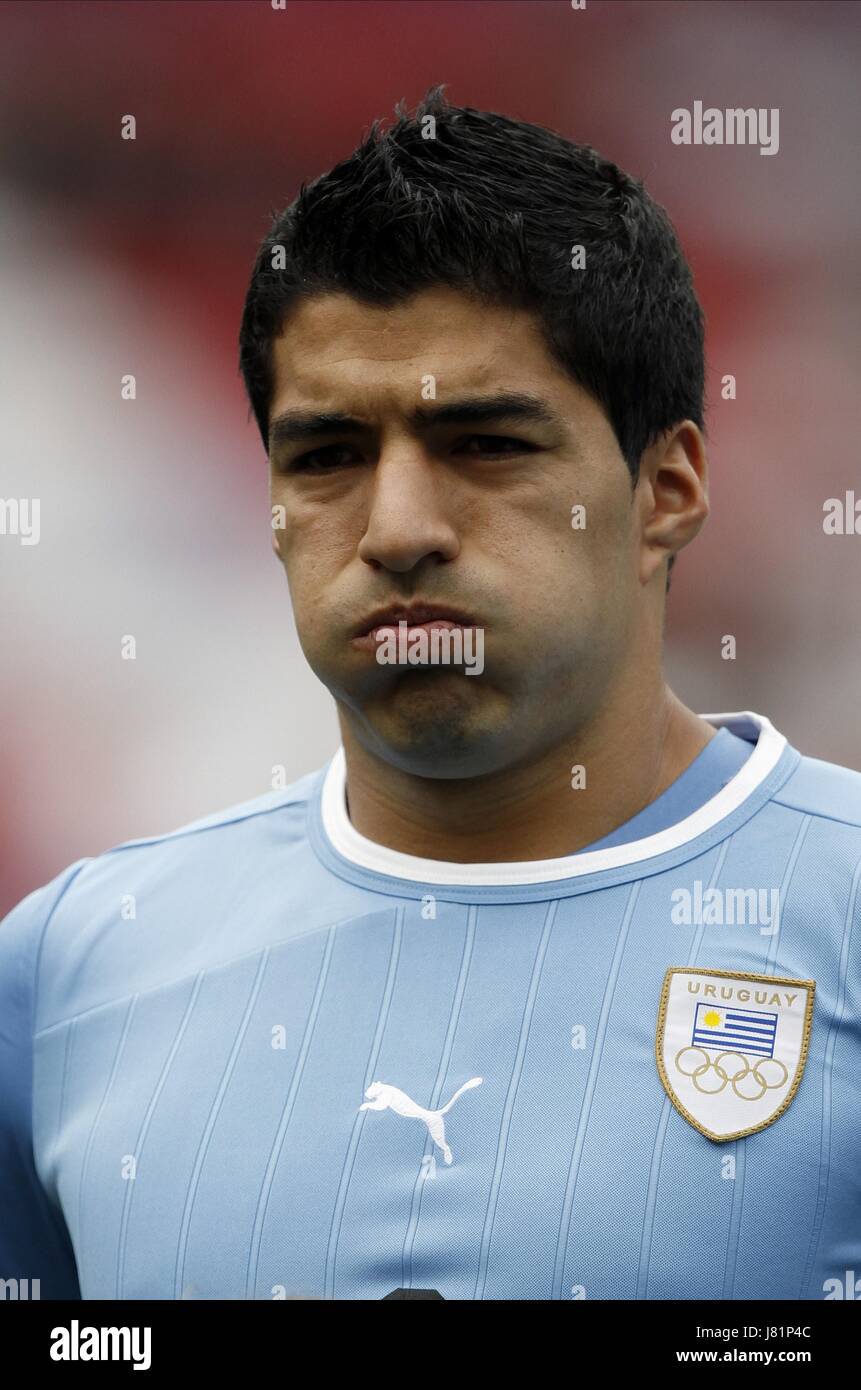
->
[[239, 85, 707, 584]]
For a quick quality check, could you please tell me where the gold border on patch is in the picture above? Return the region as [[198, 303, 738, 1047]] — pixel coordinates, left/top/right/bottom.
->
[[655, 967, 816, 1143]]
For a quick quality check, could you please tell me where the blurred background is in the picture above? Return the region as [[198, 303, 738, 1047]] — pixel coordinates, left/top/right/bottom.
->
[[1, 0, 859, 915]]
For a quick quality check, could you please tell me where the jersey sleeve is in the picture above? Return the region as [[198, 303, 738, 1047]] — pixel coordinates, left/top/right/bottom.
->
[[0, 862, 91, 1299]]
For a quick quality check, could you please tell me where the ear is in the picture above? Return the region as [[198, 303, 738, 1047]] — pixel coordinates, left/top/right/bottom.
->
[[271, 526, 282, 559], [635, 422, 709, 586]]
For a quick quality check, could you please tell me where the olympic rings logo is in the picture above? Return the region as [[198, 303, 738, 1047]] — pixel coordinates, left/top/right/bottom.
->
[[674, 1047, 788, 1100]]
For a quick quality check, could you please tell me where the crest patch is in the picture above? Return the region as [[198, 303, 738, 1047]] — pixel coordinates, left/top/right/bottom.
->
[[656, 967, 815, 1142]]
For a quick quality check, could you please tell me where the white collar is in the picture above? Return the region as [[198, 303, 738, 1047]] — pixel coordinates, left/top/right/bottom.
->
[[319, 711, 787, 887]]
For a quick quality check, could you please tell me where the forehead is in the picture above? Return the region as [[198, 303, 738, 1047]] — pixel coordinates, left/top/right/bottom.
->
[[269, 285, 575, 414]]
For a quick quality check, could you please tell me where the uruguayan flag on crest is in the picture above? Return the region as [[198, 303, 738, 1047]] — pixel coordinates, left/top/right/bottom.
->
[[691, 1003, 777, 1058], [656, 968, 815, 1142]]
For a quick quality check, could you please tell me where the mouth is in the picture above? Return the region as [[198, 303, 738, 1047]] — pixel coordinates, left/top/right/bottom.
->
[[350, 602, 479, 652]]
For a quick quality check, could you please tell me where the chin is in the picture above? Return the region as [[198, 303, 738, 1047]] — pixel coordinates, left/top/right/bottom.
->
[[364, 702, 515, 779]]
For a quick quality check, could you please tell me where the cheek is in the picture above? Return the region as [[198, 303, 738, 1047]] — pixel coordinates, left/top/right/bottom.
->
[[522, 498, 633, 645], [272, 492, 333, 570], [493, 479, 625, 589], [278, 522, 356, 642], [282, 539, 332, 610], [568, 480, 635, 579]]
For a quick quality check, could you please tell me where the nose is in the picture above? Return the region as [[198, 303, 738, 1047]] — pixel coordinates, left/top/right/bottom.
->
[[357, 449, 460, 573]]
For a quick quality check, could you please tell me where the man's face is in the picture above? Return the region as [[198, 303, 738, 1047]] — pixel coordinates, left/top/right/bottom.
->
[[268, 285, 641, 777]]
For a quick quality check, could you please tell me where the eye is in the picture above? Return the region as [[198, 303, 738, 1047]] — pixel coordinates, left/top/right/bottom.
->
[[285, 434, 536, 471], [287, 444, 362, 473], [453, 434, 535, 457]]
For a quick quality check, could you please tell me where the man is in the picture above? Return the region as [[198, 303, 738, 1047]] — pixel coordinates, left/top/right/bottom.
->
[[1, 90, 858, 1302]]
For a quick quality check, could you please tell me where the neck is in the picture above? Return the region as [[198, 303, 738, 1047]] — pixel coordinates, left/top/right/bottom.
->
[[337, 684, 716, 864]]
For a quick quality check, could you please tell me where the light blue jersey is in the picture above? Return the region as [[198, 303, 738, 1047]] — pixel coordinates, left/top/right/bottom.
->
[[1, 711, 859, 1300]]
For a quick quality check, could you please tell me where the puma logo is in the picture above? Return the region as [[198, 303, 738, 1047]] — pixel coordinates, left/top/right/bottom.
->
[[358, 1076, 483, 1165]]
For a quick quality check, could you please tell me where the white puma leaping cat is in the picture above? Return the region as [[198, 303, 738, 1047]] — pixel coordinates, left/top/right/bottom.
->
[[358, 1076, 483, 1165]]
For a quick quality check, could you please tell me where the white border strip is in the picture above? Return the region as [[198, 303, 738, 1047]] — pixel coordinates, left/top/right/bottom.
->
[[320, 711, 787, 886]]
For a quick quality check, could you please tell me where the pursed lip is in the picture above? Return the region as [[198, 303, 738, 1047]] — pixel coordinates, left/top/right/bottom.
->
[[351, 601, 478, 640]]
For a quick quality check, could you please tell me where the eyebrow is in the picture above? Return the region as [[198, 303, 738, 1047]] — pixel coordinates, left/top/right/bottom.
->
[[267, 392, 566, 453]]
